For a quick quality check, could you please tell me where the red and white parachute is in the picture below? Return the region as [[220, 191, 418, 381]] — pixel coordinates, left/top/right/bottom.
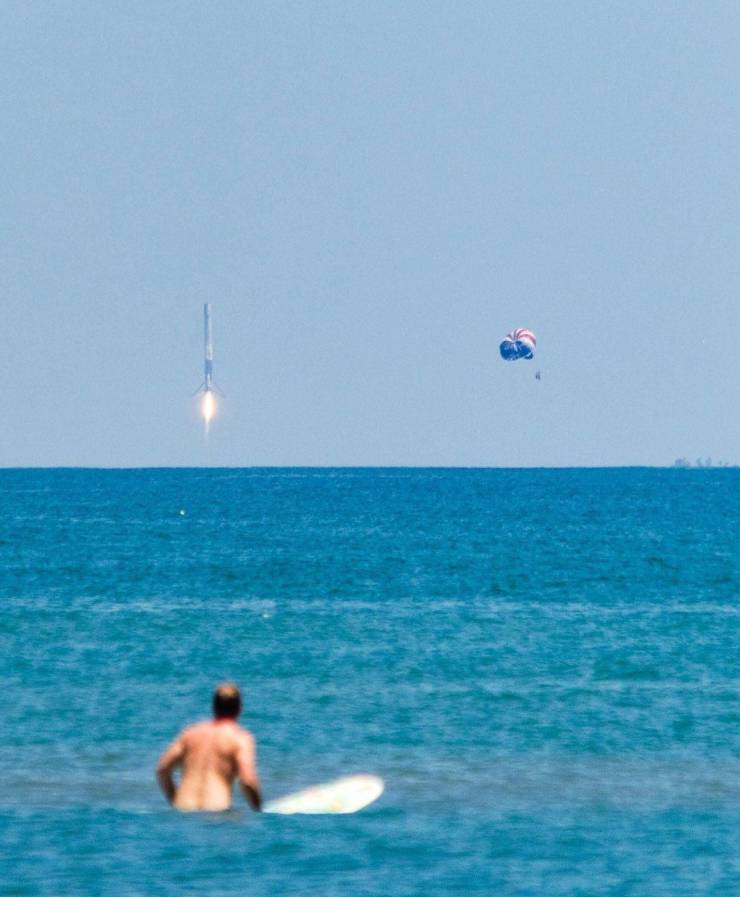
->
[[500, 328, 537, 361]]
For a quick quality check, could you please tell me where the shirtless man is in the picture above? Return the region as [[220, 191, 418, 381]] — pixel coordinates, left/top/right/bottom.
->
[[156, 682, 262, 812]]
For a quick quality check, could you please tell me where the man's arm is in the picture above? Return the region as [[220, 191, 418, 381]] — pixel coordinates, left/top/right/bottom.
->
[[236, 734, 262, 811], [155, 735, 185, 805]]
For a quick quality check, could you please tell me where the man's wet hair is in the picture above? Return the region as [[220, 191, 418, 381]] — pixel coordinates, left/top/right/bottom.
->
[[213, 682, 242, 719]]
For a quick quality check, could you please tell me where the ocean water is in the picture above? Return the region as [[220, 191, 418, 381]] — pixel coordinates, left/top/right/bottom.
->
[[0, 468, 737, 897]]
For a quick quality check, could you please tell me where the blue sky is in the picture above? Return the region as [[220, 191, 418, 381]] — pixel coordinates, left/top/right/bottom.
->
[[2, 1, 738, 466]]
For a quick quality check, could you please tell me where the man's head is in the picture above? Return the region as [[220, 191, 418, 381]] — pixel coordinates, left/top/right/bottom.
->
[[213, 682, 242, 720]]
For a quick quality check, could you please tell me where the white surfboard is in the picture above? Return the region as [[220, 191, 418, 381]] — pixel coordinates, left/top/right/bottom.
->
[[263, 774, 384, 815]]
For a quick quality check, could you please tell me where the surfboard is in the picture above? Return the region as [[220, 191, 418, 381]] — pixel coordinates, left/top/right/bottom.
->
[[263, 774, 384, 815]]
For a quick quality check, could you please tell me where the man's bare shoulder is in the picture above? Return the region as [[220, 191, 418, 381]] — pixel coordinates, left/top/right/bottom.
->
[[222, 722, 254, 745], [179, 720, 212, 742], [177, 720, 253, 747], [235, 726, 254, 747]]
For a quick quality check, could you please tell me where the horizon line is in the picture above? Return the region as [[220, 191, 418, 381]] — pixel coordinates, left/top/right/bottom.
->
[[0, 464, 736, 472]]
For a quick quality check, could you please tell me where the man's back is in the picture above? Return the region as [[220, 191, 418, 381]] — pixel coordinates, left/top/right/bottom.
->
[[156, 684, 261, 812]]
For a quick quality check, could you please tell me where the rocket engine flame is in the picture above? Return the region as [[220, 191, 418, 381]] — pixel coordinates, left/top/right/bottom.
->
[[201, 390, 216, 433]]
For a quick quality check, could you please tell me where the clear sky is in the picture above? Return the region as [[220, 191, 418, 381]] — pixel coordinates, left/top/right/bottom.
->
[[2, 1, 738, 467]]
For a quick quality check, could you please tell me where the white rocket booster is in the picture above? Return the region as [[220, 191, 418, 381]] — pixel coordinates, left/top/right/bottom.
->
[[203, 303, 213, 391], [196, 303, 221, 396], [196, 303, 220, 435]]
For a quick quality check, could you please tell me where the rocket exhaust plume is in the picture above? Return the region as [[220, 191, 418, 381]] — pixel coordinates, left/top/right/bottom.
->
[[201, 389, 216, 435], [195, 303, 221, 436]]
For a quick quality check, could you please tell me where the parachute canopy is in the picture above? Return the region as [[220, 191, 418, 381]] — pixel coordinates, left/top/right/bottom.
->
[[499, 328, 536, 361]]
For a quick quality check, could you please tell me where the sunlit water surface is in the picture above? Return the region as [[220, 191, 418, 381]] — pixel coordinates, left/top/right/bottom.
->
[[1, 469, 737, 896]]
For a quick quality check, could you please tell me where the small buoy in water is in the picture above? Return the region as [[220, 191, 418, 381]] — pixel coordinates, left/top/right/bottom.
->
[[179, 509, 186, 516]]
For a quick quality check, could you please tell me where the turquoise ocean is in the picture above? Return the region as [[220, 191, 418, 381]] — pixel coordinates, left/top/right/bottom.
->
[[1, 468, 738, 896]]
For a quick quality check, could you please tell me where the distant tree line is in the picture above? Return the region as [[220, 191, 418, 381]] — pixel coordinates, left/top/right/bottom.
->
[[672, 458, 735, 468]]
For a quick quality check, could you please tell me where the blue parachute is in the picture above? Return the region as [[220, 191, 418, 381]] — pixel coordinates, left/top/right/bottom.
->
[[499, 328, 536, 361]]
